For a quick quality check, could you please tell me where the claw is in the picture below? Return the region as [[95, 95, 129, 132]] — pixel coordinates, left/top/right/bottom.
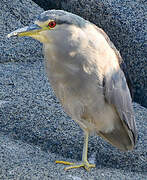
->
[[55, 132, 96, 171], [55, 160, 95, 171]]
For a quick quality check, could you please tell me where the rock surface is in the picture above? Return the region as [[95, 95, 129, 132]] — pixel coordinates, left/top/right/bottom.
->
[[0, 61, 146, 180], [33, 0, 147, 108], [0, 0, 147, 179], [0, 0, 43, 63]]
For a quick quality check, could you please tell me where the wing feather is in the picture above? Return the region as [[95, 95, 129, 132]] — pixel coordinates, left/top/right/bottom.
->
[[94, 25, 137, 145], [103, 68, 137, 145], [95, 26, 134, 98]]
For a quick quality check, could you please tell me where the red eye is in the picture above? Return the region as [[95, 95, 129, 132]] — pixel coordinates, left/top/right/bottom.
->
[[48, 21, 56, 28]]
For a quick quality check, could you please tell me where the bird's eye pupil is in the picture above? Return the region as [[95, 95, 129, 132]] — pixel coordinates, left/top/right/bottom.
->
[[48, 21, 56, 28]]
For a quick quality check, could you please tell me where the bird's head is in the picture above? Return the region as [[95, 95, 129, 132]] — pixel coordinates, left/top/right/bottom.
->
[[7, 10, 87, 44]]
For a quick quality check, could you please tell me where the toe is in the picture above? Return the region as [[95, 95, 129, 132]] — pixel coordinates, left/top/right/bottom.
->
[[55, 160, 74, 165], [55, 160, 95, 171]]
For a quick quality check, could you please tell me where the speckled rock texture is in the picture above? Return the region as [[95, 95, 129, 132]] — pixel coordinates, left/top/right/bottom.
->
[[33, 0, 147, 108], [0, 0, 43, 63], [0, 62, 146, 180], [0, 0, 147, 179]]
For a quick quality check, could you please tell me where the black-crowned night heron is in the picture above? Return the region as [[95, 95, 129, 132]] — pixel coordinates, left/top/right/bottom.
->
[[7, 10, 137, 171]]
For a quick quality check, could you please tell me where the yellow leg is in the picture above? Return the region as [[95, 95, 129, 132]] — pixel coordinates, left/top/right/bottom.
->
[[55, 132, 96, 171]]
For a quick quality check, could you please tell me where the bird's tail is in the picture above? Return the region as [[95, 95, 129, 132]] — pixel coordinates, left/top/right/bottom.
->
[[97, 118, 137, 151]]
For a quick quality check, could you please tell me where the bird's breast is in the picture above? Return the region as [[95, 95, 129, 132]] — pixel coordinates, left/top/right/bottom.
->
[[43, 43, 119, 134]]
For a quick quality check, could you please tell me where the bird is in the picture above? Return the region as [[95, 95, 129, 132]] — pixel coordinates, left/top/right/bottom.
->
[[7, 10, 137, 171]]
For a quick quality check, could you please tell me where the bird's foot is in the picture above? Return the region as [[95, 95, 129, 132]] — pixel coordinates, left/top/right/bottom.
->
[[55, 160, 95, 171]]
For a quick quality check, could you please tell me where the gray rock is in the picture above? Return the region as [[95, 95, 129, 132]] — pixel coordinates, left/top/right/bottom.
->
[[0, 61, 146, 180], [0, 0, 43, 63], [33, 0, 60, 10], [33, 0, 147, 107]]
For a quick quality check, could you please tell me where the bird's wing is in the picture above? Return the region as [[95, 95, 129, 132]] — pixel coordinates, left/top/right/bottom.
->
[[103, 68, 137, 145], [94, 25, 137, 149], [95, 26, 134, 99]]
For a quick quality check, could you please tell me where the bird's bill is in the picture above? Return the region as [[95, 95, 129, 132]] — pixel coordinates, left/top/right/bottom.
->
[[7, 24, 43, 38]]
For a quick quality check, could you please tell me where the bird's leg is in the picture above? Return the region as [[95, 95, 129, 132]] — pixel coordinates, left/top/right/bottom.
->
[[55, 132, 95, 171]]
